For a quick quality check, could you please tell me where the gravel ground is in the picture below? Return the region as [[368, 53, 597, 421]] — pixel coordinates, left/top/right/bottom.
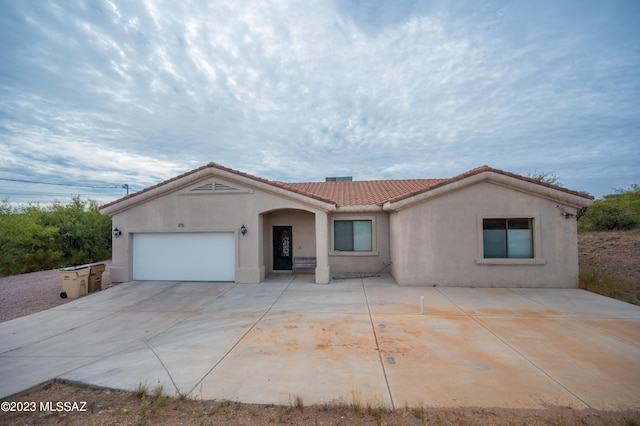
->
[[0, 260, 113, 323]]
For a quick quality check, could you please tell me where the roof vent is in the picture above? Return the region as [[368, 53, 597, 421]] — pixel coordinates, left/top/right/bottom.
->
[[325, 176, 352, 182]]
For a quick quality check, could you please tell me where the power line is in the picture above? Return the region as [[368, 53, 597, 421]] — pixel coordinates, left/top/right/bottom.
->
[[1, 189, 122, 197], [0, 177, 119, 189]]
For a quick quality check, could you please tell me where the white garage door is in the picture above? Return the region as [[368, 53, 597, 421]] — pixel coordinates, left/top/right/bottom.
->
[[133, 233, 235, 281]]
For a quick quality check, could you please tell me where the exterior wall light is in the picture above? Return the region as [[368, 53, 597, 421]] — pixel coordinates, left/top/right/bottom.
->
[[113, 227, 122, 238], [556, 205, 575, 219], [240, 224, 247, 236]]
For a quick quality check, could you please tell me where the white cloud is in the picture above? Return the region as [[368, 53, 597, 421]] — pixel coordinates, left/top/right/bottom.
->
[[0, 0, 638, 203]]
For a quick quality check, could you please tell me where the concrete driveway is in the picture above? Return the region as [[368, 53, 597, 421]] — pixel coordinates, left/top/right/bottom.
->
[[1, 274, 639, 410]]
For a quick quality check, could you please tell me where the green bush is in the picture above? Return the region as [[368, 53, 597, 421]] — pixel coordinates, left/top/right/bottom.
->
[[0, 196, 112, 277], [579, 184, 640, 231], [580, 202, 637, 231]]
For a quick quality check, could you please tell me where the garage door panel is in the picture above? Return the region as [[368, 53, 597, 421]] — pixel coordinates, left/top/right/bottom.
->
[[133, 233, 235, 281]]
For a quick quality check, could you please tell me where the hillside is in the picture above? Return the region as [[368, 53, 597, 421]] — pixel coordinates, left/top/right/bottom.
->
[[578, 230, 640, 305]]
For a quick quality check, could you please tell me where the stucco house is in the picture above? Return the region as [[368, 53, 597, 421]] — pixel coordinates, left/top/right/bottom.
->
[[100, 162, 594, 287]]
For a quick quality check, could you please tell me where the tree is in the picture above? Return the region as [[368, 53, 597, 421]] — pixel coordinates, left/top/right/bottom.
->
[[526, 170, 562, 186]]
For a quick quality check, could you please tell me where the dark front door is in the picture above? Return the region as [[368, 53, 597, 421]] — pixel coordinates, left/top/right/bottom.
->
[[273, 226, 292, 270]]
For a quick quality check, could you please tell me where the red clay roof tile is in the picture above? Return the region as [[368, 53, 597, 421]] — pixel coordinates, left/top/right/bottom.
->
[[280, 180, 447, 206]]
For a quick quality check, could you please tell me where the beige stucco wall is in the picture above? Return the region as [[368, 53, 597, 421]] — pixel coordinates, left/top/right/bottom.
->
[[389, 181, 582, 287], [108, 174, 330, 284], [106, 167, 590, 287]]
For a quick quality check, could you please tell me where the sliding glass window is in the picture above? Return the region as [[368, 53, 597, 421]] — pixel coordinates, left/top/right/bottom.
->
[[334, 220, 372, 251], [483, 218, 533, 258]]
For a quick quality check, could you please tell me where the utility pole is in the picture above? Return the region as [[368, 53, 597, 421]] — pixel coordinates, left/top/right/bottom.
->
[[122, 184, 130, 195]]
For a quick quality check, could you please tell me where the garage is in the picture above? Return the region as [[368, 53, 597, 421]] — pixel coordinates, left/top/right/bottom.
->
[[133, 233, 235, 281]]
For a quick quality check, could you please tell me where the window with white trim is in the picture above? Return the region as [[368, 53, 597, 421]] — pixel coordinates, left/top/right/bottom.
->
[[334, 220, 372, 251], [483, 218, 533, 258]]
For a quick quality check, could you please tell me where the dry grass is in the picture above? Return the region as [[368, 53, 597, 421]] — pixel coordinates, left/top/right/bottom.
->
[[3, 381, 639, 426], [579, 270, 637, 300]]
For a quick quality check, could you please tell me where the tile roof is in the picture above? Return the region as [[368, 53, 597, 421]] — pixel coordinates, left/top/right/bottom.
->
[[280, 179, 447, 206], [281, 165, 593, 205], [100, 162, 593, 211]]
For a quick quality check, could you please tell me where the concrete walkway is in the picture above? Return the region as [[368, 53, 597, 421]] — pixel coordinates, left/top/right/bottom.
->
[[1, 274, 639, 410]]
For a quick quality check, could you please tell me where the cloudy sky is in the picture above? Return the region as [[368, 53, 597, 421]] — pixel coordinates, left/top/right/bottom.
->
[[1, 0, 638, 205]]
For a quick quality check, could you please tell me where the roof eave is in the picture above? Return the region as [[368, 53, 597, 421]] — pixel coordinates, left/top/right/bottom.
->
[[100, 164, 336, 216], [334, 204, 385, 213], [384, 170, 595, 212]]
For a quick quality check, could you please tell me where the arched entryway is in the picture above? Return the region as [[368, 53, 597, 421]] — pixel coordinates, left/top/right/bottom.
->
[[262, 208, 316, 274], [259, 207, 330, 283]]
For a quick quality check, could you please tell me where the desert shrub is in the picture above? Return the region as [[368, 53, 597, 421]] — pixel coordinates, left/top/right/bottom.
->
[[580, 202, 637, 231], [579, 184, 640, 231], [40, 196, 111, 260], [0, 196, 112, 277]]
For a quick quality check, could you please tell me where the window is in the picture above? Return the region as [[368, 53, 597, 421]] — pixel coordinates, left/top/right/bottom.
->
[[334, 220, 372, 251], [483, 218, 533, 258]]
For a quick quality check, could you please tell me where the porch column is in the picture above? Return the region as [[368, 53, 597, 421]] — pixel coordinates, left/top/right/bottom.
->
[[315, 211, 330, 284]]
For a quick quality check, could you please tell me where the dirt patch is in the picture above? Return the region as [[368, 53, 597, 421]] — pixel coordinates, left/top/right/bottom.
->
[[2, 381, 638, 425], [578, 230, 640, 304]]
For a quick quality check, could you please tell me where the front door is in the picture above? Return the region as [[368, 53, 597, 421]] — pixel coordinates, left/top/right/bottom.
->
[[273, 226, 292, 270]]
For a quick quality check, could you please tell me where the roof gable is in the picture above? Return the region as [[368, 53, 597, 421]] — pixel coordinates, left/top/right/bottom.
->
[[382, 165, 594, 210]]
